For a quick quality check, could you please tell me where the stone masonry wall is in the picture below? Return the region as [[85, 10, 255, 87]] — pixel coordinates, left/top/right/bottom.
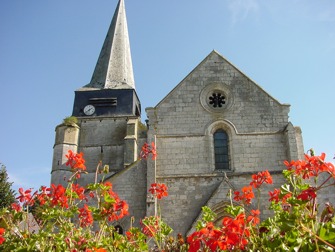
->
[[156, 132, 288, 176], [157, 172, 287, 236], [157, 176, 222, 236], [77, 118, 128, 173]]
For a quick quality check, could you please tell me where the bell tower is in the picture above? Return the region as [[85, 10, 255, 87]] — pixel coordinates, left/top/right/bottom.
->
[[51, 0, 141, 186], [73, 0, 140, 118]]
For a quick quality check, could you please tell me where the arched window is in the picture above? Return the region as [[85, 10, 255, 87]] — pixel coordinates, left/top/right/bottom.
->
[[214, 129, 229, 170]]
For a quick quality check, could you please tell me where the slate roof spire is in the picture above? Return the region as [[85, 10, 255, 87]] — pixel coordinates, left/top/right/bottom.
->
[[86, 0, 135, 89]]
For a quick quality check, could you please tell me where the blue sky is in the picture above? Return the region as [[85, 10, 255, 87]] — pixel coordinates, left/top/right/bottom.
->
[[1, 0, 334, 192]]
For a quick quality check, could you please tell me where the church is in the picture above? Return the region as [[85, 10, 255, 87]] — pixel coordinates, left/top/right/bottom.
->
[[51, 0, 306, 236]]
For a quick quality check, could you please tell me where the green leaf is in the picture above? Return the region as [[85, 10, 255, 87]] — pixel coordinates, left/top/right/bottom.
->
[[104, 193, 116, 203], [296, 183, 309, 191], [86, 183, 100, 190], [201, 206, 216, 222], [285, 229, 299, 244], [225, 205, 244, 217], [283, 169, 294, 179], [319, 223, 335, 243], [196, 206, 216, 230], [160, 221, 173, 236]]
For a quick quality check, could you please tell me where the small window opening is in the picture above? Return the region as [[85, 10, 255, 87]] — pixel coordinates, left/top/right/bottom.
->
[[114, 225, 123, 235]]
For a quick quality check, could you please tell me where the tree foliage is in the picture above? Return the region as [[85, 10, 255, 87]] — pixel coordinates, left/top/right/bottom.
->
[[0, 163, 16, 209]]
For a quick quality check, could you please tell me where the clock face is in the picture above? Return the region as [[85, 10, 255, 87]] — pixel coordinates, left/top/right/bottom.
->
[[83, 104, 95, 115]]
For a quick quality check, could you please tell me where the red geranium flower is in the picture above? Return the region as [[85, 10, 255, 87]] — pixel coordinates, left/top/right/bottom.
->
[[89, 191, 95, 198], [17, 188, 34, 206], [72, 183, 87, 201], [78, 204, 93, 227], [187, 222, 222, 252], [220, 214, 250, 250], [36, 186, 51, 205], [11, 203, 22, 212], [65, 150, 86, 171], [282, 193, 292, 203], [284, 153, 335, 179], [234, 186, 254, 205], [269, 188, 292, 205], [103, 181, 112, 189], [188, 213, 253, 251], [149, 183, 168, 199], [50, 184, 69, 208], [111, 199, 129, 221], [247, 209, 260, 226], [268, 188, 280, 203], [297, 187, 317, 201], [0, 228, 5, 245], [250, 170, 273, 189], [100, 184, 129, 222], [140, 142, 157, 160]]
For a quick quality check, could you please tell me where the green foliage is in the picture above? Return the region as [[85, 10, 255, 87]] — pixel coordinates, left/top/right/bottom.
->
[[254, 156, 335, 251], [62, 116, 78, 126], [0, 164, 16, 209], [1, 150, 335, 251], [196, 206, 216, 230], [319, 219, 335, 244], [137, 121, 148, 138]]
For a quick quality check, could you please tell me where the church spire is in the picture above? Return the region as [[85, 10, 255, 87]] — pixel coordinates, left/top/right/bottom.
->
[[86, 0, 135, 89]]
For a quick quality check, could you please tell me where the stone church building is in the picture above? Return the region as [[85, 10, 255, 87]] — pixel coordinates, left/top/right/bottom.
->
[[51, 0, 306, 236]]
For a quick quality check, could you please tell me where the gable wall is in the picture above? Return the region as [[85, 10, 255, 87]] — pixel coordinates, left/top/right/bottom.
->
[[152, 52, 289, 136], [148, 52, 292, 175]]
